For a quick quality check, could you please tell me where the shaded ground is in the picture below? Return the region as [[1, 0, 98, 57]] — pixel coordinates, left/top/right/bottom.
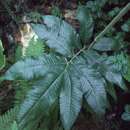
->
[[0, 0, 130, 130]]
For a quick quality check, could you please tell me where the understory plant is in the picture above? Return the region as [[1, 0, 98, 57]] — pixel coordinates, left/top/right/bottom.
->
[[0, 1, 130, 130], [0, 40, 5, 70]]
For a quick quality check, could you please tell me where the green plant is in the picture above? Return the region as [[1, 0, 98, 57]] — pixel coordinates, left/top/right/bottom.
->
[[0, 106, 19, 130], [11, 121, 19, 130], [15, 37, 45, 61], [51, 6, 62, 18], [1, 2, 130, 130], [122, 105, 130, 121], [76, 5, 94, 43], [121, 19, 130, 32], [0, 40, 5, 70], [123, 57, 130, 82]]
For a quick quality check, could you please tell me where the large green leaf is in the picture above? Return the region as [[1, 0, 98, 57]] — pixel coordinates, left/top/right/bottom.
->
[[31, 15, 81, 57], [93, 37, 119, 51], [0, 40, 5, 69], [4, 52, 108, 130], [91, 53, 127, 90], [102, 54, 127, 90], [83, 67, 107, 114], [4, 54, 65, 80], [18, 76, 63, 130], [77, 5, 94, 43], [4, 48, 127, 130], [78, 52, 107, 114], [3, 10, 127, 130], [59, 69, 83, 130]]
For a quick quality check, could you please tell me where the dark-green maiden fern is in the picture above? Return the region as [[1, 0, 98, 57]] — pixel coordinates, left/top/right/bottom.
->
[[2, 2, 130, 130], [0, 106, 19, 130]]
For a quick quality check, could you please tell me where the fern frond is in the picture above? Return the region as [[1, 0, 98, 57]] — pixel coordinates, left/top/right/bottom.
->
[[0, 106, 19, 130], [23, 37, 45, 57], [11, 121, 19, 130], [15, 37, 45, 61]]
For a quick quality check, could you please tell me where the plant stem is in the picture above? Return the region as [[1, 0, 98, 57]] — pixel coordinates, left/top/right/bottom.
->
[[69, 2, 130, 64], [88, 2, 130, 50]]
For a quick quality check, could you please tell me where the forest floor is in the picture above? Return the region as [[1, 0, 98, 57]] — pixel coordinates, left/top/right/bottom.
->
[[0, 0, 130, 130]]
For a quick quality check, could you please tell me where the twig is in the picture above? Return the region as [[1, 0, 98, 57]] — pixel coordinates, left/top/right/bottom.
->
[[69, 2, 130, 64], [88, 2, 130, 50]]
